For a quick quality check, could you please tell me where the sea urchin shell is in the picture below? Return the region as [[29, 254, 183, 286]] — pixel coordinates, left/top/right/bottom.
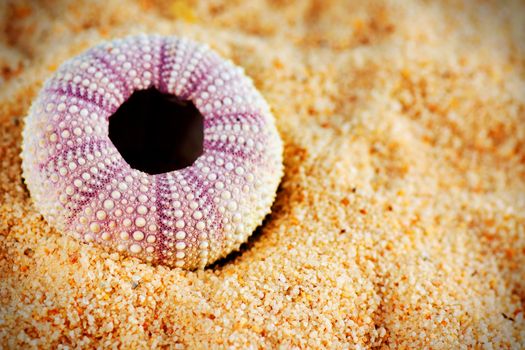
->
[[21, 34, 283, 269]]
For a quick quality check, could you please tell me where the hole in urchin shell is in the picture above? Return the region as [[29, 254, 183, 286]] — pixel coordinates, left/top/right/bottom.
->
[[108, 87, 204, 175]]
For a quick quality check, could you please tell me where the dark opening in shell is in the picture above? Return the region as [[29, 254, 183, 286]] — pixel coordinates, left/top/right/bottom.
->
[[108, 87, 204, 175]]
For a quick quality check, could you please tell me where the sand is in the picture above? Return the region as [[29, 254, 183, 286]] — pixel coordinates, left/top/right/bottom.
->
[[1, 0, 525, 348]]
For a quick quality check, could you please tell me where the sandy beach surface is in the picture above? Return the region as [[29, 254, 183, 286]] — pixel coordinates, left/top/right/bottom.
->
[[1, 0, 525, 348]]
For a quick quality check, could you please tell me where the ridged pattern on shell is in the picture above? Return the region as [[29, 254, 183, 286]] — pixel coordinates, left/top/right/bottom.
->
[[21, 34, 283, 269]]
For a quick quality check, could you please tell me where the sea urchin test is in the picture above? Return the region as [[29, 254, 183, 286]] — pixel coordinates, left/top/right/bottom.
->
[[21, 34, 283, 269]]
